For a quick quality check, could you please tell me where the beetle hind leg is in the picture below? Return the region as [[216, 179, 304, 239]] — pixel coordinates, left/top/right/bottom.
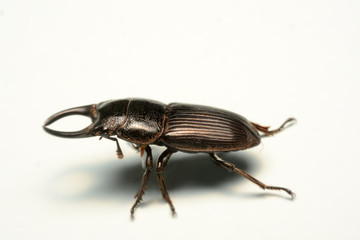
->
[[209, 153, 295, 198], [156, 148, 177, 215], [251, 118, 296, 137]]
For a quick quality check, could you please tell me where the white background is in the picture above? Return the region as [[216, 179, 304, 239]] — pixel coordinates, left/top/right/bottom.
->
[[1, 1, 360, 239]]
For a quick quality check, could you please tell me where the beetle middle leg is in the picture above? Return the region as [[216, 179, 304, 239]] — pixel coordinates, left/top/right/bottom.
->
[[209, 153, 295, 198], [130, 145, 153, 216], [156, 148, 177, 215]]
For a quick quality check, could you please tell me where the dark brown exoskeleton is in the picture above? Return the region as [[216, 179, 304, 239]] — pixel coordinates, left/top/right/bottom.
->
[[43, 98, 296, 216]]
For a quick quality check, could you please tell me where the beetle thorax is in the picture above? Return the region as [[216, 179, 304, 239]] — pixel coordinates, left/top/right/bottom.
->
[[102, 116, 126, 131], [115, 99, 167, 144]]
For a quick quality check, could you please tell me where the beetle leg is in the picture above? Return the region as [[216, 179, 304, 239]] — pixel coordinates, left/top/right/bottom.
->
[[251, 118, 297, 137], [209, 153, 295, 198], [131, 145, 153, 216], [103, 136, 124, 159], [130, 143, 142, 151], [156, 148, 177, 215]]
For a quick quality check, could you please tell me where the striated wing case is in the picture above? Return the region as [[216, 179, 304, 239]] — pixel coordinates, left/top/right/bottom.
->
[[160, 103, 261, 153]]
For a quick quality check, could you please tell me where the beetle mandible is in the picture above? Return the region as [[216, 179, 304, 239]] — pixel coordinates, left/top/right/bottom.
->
[[43, 98, 296, 216]]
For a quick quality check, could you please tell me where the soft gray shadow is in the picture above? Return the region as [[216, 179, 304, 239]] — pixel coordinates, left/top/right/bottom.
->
[[47, 150, 263, 202]]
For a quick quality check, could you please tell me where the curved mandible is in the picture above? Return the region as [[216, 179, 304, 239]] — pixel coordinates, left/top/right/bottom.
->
[[43, 104, 96, 138]]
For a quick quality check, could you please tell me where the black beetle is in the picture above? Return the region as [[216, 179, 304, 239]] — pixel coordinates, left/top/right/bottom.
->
[[43, 98, 296, 216]]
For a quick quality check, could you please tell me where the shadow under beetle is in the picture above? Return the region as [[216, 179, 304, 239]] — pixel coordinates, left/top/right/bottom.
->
[[43, 98, 296, 216]]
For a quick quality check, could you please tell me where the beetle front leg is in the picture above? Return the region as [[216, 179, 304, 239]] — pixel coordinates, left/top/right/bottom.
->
[[209, 153, 295, 198], [156, 148, 177, 215], [130, 145, 153, 217], [103, 136, 124, 159]]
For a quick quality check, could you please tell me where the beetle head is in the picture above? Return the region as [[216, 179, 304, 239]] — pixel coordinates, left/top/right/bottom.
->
[[43, 99, 129, 138]]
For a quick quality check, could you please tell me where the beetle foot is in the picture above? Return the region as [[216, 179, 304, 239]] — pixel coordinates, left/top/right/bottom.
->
[[264, 185, 296, 199], [116, 150, 124, 159], [171, 208, 177, 217], [252, 117, 297, 137], [156, 174, 176, 215], [130, 196, 143, 218], [130, 204, 138, 218]]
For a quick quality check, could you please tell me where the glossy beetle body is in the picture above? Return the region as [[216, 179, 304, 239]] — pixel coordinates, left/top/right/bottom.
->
[[44, 98, 296, 217]]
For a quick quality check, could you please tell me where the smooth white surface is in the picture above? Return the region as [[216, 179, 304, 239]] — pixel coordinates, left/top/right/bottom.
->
[[1, 1, 360, 239]]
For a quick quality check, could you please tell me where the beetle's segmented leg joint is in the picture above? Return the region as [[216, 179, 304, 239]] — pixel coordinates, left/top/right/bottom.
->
[[209, 153, 295, 199], [130, 146, 153, 216], [155, 149, 177, 215]]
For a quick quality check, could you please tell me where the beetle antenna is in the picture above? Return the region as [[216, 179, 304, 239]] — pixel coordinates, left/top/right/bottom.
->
[[251, 118, 297, 137]]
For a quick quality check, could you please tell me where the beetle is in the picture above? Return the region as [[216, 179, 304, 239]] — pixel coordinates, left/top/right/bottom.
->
[[43, 98, 296, 216]]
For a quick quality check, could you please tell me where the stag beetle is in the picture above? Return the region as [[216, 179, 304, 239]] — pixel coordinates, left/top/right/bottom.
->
[[43, 98, 296, 216]]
